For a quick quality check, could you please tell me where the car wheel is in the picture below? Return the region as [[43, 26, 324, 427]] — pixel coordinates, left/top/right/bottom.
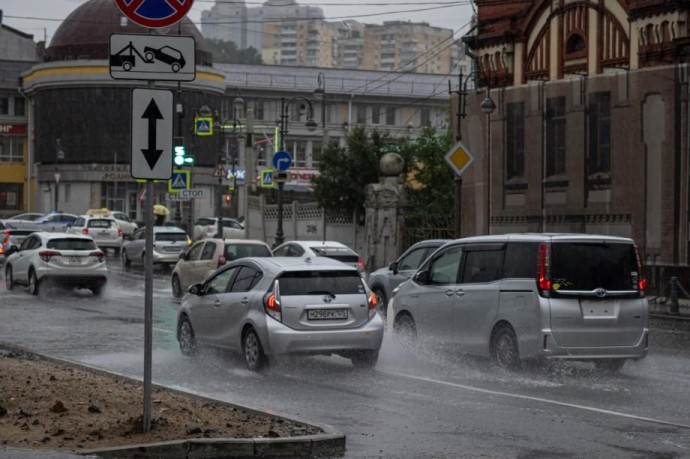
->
[[594, 359, 625, 373], [121, 249, 131, 267], [393, 314, 417, 343], [91, 285, 103, 296], [351, 350, 379, 368], [5, 265, 14, 290], [243, 328, 268, 372], [372, 286, 387, 317], [113, 247, 120, 256], [491, 325, 521, 370], [171, 274, 182, 298], [178, 316, 197, 357], [28, 269, 40, 296]]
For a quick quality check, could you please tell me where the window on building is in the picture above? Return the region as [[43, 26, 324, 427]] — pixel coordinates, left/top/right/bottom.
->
[[386, 106, 396, 125], [0, 98, 8, 115], [421, 107, 431, 127], [356, 105, 366, 124], [0, 183, 22, 211], [0, 137, 24, 163], [371, 105, 381, 125], [588, 92, 611, 176], [546, 97, 566, 176], [311, 140, 322, 165], [506, 102, 525, 180], [15, 98, 26, 116], [254, 100, 265, 121]]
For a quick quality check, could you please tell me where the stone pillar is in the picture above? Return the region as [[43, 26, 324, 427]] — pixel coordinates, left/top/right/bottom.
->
[[364, 153, 405, 272]]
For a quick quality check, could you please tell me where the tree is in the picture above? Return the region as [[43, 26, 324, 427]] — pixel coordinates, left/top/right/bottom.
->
[[204, 38, 262, 65], [312, 126, 396, 220], [396, 127, 454, 229]]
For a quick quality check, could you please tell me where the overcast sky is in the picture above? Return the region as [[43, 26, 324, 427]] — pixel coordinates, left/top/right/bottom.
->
[[2, 0, 475, 44]]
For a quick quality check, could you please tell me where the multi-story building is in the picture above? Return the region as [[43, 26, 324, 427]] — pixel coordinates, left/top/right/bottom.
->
[[11, 0, 449, 230], [0, 24, 38, 217], [458, 0, 690, 279]]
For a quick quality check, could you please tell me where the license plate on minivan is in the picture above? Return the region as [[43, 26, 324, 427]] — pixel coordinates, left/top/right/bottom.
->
[[307, 309, 348, 320], [581, 300, 617, 318]]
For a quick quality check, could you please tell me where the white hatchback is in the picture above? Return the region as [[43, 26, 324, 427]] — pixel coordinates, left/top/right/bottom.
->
[[4, 232, 107, 295]]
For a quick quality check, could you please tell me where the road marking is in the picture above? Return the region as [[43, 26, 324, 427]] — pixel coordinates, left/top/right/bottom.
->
[[383, 370, 690, 430]]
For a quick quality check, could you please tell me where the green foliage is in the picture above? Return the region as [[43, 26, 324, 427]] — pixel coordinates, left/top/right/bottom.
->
[[396, 127, 454, 228], [205, 38, 262, 65], [312, 126, 395, 218]]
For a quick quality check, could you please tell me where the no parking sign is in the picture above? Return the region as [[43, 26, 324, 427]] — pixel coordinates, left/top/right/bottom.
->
[[114, 0, 194, 29]]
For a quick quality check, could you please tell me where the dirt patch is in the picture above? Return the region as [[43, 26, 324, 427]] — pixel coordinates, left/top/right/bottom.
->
[[0, 349, 321, 452]]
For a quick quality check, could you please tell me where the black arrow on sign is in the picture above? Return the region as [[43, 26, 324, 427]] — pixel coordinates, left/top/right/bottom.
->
[[141, 99, 164, 169]]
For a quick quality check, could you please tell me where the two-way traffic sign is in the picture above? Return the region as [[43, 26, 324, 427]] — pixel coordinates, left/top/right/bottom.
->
[[131, 89, 173, 180]]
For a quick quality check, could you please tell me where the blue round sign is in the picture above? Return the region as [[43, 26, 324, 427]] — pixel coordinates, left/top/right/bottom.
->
[[272, 150, 292, 171], [115, 0, 194, 28]]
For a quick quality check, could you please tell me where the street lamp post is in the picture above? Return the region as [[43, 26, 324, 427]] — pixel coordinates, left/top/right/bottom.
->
[[54, 139, 65, 212], [275, 96, 318, 246], [449, 70, 496, 237], [313, 72, 327, 143]]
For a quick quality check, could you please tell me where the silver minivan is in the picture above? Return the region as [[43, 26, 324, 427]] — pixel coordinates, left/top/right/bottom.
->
[[387, 233, 649, 371]]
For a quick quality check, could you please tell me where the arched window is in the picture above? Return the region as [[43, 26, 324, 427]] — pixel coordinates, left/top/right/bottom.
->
[[565, 33, 586, 55]]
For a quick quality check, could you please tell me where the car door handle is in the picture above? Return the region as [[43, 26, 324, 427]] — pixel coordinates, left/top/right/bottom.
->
[[445, 290, 455, 297], [241, 298, 249, 305], [456, 290, 465, 297], [213, 299, 221, 307]]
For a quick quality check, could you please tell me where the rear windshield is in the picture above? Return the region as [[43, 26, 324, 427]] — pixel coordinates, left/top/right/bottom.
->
[[156, 232, 187, 242], [47, 239, 98, 251], [551, 242, 640, 291], [224, 244, 271, 261], [278, 270, 365, 296], [194, 219, 214, 226], [310, 246, 358, 263], [88, 219, 115, 228]]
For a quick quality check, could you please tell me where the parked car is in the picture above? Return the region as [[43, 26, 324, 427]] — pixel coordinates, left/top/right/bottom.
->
[[1, 223, 40, 262], [176, 257, 384, 371], [34, 213, 79, 232], [66, 216, 123, 254], [4, 212, 44, 223], [4, 232, 107, 295], [193, 217, 245, 240], [272, 240, 365, 277], [388, 233, 649, 372], [367, 239, 450, 315], [121, 226, 191, 268], [171, 238, 273, 298], [111, 211, 138, 237]]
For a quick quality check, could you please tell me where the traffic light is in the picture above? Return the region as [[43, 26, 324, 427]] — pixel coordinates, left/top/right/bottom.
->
[[173, 137, 194, 166]]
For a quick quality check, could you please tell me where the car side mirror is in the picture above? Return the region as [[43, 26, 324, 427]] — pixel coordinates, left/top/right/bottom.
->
[[179, 252, 186, 260], [188, 283, 203, 296], [413, 270, 430, 285], [389, 261, 399, 274]]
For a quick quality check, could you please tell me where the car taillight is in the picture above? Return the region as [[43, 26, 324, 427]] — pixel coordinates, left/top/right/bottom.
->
[[82, 228, 89, 235], [634, 244, 647, 295], [2, 229, 9, 246], [264, 291, 282, 322], [537, 242, 552, 296], [368, 291, 377, 310], [90, 250, 105, 262], [39, 250, 60, 262], [217, 255, 226, 268], [117, 228, 123, 237], [358, 257, 365, 273]]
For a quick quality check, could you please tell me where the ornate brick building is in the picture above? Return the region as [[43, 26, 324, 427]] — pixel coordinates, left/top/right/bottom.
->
[[456, 1, 690, 283]]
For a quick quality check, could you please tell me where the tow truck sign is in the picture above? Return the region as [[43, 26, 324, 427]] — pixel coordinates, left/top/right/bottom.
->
[[109, 34, 196, 81]]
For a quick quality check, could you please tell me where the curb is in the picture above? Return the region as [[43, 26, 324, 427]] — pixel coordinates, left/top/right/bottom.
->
[[0, 343, 346, 459]]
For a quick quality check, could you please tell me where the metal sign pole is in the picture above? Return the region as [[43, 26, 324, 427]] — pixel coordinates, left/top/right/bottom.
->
[[143, 178, 153, 433]]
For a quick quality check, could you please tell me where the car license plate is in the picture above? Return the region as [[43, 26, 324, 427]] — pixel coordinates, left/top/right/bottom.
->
[[581, 300, 617, 318], [307, 309, 348, 320], [69, 257, 82, 264]]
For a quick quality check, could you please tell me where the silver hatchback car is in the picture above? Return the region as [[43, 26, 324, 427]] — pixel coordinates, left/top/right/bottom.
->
[[388, 233, 649, 372], [177, 257, 384, 371]]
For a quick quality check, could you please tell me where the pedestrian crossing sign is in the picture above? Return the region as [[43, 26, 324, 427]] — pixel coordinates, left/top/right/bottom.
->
[[260, 169, 274, 188], [168, 169, 190, 192], [194, 117, 213, 136]]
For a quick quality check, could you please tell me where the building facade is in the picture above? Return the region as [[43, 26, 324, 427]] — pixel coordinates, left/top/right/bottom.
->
[[458, 0, 690, 278], [0, 24, 38, 217]]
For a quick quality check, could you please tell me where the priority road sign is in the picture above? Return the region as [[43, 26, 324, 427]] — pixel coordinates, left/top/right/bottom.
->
[[168, 169, 190, 192], [109, 34, 196, 82], [114, 0, 194, 29], [261, 169, 274, 188], [131, 88, 173, 180], [444, 140, 474, 176]]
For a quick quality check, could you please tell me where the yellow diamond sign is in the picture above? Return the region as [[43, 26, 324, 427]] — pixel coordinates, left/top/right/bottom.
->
[[444, 140, 474, 176]]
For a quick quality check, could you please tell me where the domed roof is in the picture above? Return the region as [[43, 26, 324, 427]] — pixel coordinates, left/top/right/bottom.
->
[[47, 0, 212, 65]]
